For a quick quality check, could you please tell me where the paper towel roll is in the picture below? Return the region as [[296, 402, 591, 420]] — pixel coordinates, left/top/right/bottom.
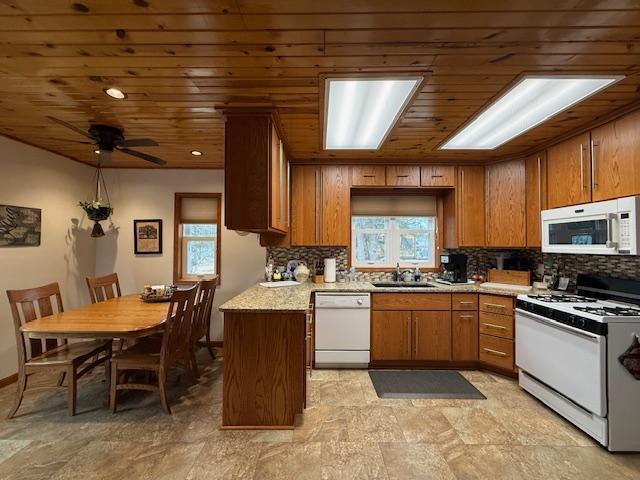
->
[[324, 258, 336, 283]]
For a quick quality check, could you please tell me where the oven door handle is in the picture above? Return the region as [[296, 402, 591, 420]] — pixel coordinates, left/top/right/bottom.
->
[[515, 309, 602, 342]]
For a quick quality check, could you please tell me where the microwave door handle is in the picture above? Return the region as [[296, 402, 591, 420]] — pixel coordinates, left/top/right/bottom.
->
[[606, 213, 618, 249]]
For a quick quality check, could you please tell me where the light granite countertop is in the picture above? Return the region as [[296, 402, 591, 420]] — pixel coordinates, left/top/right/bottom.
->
[[219, 280, 548, 313]]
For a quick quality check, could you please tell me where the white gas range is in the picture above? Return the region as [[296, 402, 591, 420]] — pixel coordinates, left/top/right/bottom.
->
[[515, 275, 640, 452]]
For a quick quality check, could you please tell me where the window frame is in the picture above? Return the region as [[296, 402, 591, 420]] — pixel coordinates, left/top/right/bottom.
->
[[173, 192, 222, 285], [351, 215, 437, 269]]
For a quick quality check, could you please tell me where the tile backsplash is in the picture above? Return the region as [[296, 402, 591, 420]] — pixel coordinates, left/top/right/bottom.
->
[[266, 246, 640, 289]]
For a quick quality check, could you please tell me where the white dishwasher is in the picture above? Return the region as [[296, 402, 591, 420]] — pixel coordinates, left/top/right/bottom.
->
[[314, 292, 371, 368]]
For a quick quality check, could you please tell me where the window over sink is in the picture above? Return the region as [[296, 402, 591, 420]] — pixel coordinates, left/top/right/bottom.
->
[[351, 215, 436, 268]]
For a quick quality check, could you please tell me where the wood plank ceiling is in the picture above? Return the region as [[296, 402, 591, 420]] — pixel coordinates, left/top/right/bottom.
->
[[0, 0, 640, 168]]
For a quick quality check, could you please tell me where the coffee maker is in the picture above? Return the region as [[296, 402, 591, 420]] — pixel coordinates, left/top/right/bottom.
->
[[439, 253, 468, 284]]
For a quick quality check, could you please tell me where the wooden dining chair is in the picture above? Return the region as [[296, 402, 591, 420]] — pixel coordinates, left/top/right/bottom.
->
[[86, 273, 121, 304], [109, 284, 198, 414], [6, 283, 112, 417], [189, 278, 218, 378]]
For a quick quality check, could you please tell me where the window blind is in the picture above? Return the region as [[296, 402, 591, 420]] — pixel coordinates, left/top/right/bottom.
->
[[351, 194, 436, 216], [180, 196, 218, 223]]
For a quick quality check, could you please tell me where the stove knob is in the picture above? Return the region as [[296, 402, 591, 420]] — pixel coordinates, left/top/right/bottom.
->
[[576, 318, 586, 329]]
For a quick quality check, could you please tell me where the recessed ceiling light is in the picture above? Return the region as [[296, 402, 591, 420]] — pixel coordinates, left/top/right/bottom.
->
[[324, 77, 421, 150], [190, 150, 203, 156], [94, 149, 100, 154], [440, 75, 623, 150], [103, 87, 127, 100]]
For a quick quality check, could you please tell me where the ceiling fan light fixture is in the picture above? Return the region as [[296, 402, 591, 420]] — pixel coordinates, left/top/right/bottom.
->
[[94, 149, 100, 154], [103, 87, 127, 100], [190, 150, 203, 156]]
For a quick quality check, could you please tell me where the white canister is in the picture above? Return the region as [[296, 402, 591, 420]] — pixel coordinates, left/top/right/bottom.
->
[[323, 258, 336, 283]]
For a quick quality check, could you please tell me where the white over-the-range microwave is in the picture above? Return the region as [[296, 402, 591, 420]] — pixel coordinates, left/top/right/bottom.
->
[[542, 195, 640, 255]]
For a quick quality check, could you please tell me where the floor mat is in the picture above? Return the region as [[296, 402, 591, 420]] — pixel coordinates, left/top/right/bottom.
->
[[368, 370, 486, 399]]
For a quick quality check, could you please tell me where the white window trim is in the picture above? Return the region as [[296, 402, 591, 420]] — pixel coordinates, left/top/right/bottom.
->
[[180, 225, 217, 281], [351, 216, 436, 269]]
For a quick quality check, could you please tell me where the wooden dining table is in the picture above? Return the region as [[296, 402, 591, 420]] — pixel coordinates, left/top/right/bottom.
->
[[21, 294, 170, 339]]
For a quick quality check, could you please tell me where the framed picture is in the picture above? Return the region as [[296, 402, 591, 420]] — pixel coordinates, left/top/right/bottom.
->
[[0, 204, 41, 247], [134, 219, 162, 254]]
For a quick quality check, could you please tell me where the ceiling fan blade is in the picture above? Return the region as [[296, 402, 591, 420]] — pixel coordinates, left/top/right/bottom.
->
[[119, 138, 158, 147], [45, 116, 94, 139], [118, 148, 167, 165]]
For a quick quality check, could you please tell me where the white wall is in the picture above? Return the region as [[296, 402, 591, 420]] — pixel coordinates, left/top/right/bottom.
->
[[0, 137, 97, 378], [96, 169, 266, 340]]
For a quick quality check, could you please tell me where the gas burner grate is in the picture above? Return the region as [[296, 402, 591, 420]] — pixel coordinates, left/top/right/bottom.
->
[[574, 306, 640, 317], [527, 294, 597, 303]]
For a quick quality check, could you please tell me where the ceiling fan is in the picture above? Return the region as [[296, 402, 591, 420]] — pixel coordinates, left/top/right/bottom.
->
[[46, 116, 166, 165]]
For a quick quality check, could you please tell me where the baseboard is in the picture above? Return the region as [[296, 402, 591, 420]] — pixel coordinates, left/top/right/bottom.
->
[[0, 373, 17, 388]]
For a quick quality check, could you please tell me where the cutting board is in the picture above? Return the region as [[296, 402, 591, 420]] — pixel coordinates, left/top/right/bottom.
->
[[487, 269, 531, 286]]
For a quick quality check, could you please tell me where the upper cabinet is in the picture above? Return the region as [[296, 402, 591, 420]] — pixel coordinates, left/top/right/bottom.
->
[[225, 112, 289, 233], [485, 159, 526, 247], [525, 151, 547, 247], [546, 132, 592, 209], [590, 109, 640, 202], [421, 166, 456, 187], [352, 166, 386, 186], [456, 166, 486, 247], [386, 166, 420, 187], [289, 165, 350, 247]]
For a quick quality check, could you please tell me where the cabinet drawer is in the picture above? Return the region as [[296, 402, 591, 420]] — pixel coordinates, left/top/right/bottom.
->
[[479, 334, 514, 371], [452, 293, 478, 311], [351, 166, 386, 186], [479, 311, 514, 339], [479, 294, 514, 314], [452, 311, 479, 361], [421, 166, 455, 187], [372, 293, 451, 311], [386, 166, 420, 187]]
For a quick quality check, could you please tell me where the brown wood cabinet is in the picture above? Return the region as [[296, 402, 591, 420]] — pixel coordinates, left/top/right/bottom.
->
[[479, 334, 514, 372], [590, 109, 640, 202], [290, 165, 320, 246], [452, 311, 479, 361], [320, 166, 350, 246], [421, 166, 456, 187], [413, 311, 452, 361], [479, 294, 515, 372], [224, 112, 288, 233], [485, 159, 526, 247], [372, 293, 452, 311], [352, 166, 386, 187], [371, 310, 412, 361], [525, 151, 547, 247], [547, 132, 592, 208], [457, 166, 486, 246], [386, 166, 420, 187]]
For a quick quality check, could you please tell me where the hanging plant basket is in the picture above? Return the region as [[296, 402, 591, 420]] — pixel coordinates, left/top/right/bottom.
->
[[79, 167, 113, 238]]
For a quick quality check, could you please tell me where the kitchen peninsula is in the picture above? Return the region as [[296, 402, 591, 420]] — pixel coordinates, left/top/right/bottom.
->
[[219, 280, 538, 429]]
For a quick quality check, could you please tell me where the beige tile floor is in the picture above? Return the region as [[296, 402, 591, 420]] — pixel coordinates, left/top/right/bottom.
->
[[0, 353, 639, 480]]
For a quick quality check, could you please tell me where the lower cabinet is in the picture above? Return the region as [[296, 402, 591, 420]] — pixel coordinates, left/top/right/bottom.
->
[[413, 311, 452, 361], [452, 311, 479, 361], [479, 294, 515, 372], [371, 311, 412, 361]]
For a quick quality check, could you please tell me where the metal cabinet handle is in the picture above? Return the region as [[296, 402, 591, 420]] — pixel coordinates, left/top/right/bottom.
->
[[459, 301, 474, 305], [459, 314, 475, 319], [483, 348, 508, 357], [484, 303, 505, 310], [579, 143, 585, 191], [483, 322, 507, 330], [591, 139, 598, 190], [397, 175, 409, 178], [536, 156, 541, 210], [363, 175, 376, 178], [408, 318, 413, 357], [432, 175, 444, 178]]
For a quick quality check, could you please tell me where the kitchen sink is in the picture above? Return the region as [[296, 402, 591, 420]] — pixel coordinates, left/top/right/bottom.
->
[[372, 282, 435, 288]]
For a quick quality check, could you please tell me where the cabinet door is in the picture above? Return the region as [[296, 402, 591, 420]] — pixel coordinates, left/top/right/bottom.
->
[[452, 311, 478, 361], [270, 124, 284, 231], [591, 109, 640, 201], [457, 166, 485, 246], [290, 165, 319, 246], [525, 151, 547, 247], [371, 311, 412, 361], [320, 166, 350, 246], [412, 311, 452, 361], [352, 166, 386, 186], [486, 159, 526, 247], [547, 133, 591, 208], [386, 166, 420, 186], [421, 166, 456, 187]]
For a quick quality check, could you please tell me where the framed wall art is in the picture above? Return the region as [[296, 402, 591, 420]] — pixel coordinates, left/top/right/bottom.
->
[[134, 219, 162, 254], [0, 204, 41, 247]]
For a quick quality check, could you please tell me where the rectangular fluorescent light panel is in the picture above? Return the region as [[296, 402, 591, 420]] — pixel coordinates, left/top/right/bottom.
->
[[440, 76, 623, 150], [324, 78, 421, 150]]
